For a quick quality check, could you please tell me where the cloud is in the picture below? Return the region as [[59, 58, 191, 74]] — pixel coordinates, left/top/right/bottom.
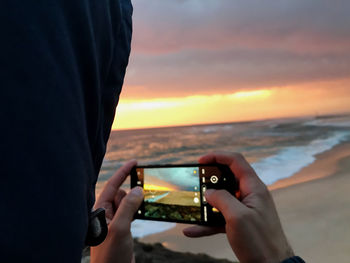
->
[[132, 0, 350, 54], [123, 0, 350, 97], [145, 167, 199, 192]]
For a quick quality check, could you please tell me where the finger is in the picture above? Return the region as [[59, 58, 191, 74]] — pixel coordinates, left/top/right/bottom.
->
[[183, 225, 225, 238], [96, 189, 127, 223], [205, 189, 246, 223], [199, 152, 256, 179], [199, 152, 266, 198], [114, 189, 127, 210], [99, 159, 137, 203], [109, 187, 143, 236]]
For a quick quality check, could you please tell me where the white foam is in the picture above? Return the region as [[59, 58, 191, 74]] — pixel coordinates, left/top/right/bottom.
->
[[131, 220, 176, 238], [252, 131, 350, 185]]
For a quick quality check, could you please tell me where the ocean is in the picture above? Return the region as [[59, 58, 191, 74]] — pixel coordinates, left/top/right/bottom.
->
[[97, 114, 350, 238]]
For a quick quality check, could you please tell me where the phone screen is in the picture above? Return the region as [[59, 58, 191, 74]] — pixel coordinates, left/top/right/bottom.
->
[[132, 164, 237, 225], [142, 167, 201, 222]]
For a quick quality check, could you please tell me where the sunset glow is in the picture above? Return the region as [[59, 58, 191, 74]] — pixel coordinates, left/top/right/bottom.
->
[[231, 90, 271, 100], [112, 83, 350, 130], [144, 184, 175, 192]]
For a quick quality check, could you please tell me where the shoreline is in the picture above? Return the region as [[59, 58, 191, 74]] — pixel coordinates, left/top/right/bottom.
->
[[272, 145, 350, 262], [138, 140, 350, 262], [268, 141, 350, 190]]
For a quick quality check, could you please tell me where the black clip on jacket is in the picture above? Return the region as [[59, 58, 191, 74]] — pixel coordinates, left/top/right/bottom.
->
[[85, 208, 108, 247]]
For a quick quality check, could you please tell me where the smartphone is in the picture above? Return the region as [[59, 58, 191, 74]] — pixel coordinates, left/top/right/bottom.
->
[[130, 164, 238, 226]]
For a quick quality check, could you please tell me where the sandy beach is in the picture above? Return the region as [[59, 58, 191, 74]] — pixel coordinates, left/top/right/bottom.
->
[[273, 142, 350, 263], [140, 141, 350, 262]]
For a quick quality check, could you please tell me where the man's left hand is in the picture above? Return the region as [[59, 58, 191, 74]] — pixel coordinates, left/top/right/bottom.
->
[[90, 160, 143, 263]]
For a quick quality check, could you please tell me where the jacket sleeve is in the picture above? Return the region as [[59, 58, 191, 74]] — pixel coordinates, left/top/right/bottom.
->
[[281, 256, 306, 263]]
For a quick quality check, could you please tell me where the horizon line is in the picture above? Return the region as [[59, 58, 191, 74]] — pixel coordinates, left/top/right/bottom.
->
[[111, 112, 350, 132]]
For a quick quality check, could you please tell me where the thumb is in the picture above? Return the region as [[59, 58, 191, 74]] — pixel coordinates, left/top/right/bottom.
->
[[109, 187, 143, 236], [205, 189, 245, 222]]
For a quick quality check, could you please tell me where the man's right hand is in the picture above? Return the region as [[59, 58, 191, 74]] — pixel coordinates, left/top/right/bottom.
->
[[183, 153, 294, 263]]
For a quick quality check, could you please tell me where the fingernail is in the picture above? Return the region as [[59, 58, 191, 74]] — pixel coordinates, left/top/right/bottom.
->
[[131, 186, 143, 197], [205, 189, 215, 199]]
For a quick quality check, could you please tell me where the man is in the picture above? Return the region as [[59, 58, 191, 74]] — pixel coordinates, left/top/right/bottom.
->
[[0, 0, 132, 262]]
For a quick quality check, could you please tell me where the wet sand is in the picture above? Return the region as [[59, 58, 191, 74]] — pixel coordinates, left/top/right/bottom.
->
[[269, 141, 350, 190], [140, 142, 350, 262], [273, 142, 350, 262]]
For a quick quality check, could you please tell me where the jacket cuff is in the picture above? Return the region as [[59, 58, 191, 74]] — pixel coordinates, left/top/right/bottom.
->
[[281, 256, 305, 263]]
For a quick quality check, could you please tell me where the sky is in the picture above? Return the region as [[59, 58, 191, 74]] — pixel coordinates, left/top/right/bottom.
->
[[144, 167, 200, 192], [113, 0, 350, 130]]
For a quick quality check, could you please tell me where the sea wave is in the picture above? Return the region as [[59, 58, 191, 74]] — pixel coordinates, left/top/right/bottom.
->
[[102, 116, 350, 239], [146, 192, 170, 203], [303, 115, 350, 128], [304, 119, 350, 128], [252, 131, 350, 185]]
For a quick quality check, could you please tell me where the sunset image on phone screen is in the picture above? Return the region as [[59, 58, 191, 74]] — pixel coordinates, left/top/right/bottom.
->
[[142, 167, 201, 222]]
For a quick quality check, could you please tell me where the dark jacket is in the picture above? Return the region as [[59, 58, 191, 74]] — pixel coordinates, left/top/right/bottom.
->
[[0, 0, 132, 262]]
